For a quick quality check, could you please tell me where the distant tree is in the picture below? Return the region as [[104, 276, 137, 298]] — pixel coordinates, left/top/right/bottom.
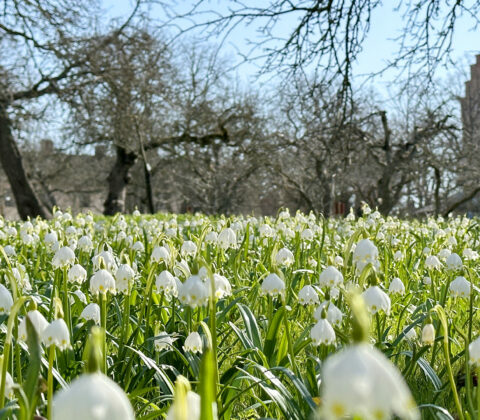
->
[[0, 0, 142, 219]]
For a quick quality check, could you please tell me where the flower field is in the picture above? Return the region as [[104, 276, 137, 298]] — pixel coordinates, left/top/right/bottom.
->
[[0, 207, 479, 419]]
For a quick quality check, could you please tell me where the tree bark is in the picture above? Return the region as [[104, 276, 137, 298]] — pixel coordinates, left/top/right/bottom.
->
[[0, 103, 50, 219], [103, 145, 137, 215]]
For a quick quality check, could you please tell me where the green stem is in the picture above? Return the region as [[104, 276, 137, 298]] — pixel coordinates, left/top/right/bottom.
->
[[120, 294, 130, 354], [47, 345, 55, 420], [62, 267, 72, 336], [100, 294, 107, 374], [137, 263, 157, 343], [0, 296, 29, 409], [282, 297, 299, 376]]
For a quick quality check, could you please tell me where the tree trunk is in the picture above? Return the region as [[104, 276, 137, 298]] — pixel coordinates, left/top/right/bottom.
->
[[0, 103, 50, 219], [103, 145, 137, 215]]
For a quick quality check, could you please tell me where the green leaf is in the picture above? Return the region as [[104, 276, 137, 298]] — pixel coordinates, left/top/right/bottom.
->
[[237, 303, 263, 349], [199, 349, 218, 420]]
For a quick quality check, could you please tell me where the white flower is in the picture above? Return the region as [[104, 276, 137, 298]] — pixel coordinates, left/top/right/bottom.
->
[[72, 289, 87, 304], [205, 231, 218, 244], [301, 228, 314, 241], [463, 248, 479, 261], [166, 390, 200, 420], [173, 260, 191, 279], [469, 336, 480, 366], [156, 271, 178, 297], [68, 264, 87, 284], [115, 264, 135, 294], [314, 301, 343, 326], [321, 344, 419, 420], [181, 241, 197, 256], [334, 256, 344, 266], [44, 231, 58, 245], [183, 332, 203, 353], [260, 273, 285, 298], [132, 241, 145, 252], [362, 286, 391, 315], [275, 247, 294, 266], [154, 332, 174, 351], [218, 228, 237, 249], [394, 250, 403, 261], [445, 253, 462, 271], [437, 248, 451, 260], [210, 274, 232, 299], [0, 284, 13, 314], [423, 276, 432, 285], [52, 246, 75, 269], [90, 269, 116, 295], [425, 255, 442, 270], [353, 239, 379, 272], [319, 266, 344, 288], [404, 327, 417, 342], [178, 276, 209, 308], [449, 276, 471, 298], [298, 285, 319, 305], [52, 373, 135, 420], [80, 303, 101, 324], [3, 245, 15, 256], [42, 319, 71, 350], [2, 371, 14, 400], [18, 310, 49, 342], [310, 318, 336, 346], [259, 224, 274, 237], [92, 251, 117, 272], [388, 277, 405, 295], [151, 246, 170, 263], [422, 324, 435, 345]]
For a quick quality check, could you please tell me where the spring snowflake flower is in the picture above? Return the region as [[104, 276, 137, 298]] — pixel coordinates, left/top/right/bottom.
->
[[353, 239, 379, 272], [422, 324, 435, 346], [183, 332, 203, 353], [178, 275, 209, 308], [68, 264, 87, 284], [218, 227, 237, 249], [362, 286, 391, 315], [92, 250, 117, 272], [449, 276, 471, 298], [42, 319, 71, 350], [210, 274, 232, 299], [259, 224, 274, 237], [321, 344, 419, 420], [445, 253, 462, 271], [52, 246, 75, 269], [3, 245, 15, 256], [166, 390, 200, 420], [90, 269, 116, 295], [181, 241, 197, 256], [115, 264, 135, 294], [0, 284, 13, 314], [154, 333, 174, 351], [469, 336, 480, 366], [314, 301, 343, 326], [72, 289, 87, 304], [437, 248, 451, 260], [205, 231, 218, 244], [298, 285, 319, 305], [301, 228, 314, 241], [156, 271, 178, 297], [388, 277, 405, 295], [403, 327, 417, 342], [80, 303, 101, 324], [334, 256, 344, 266], [425, 255, 442, 270], [463, 248, 479, 261], [423, 276, 432, 285], [52, 373, 135, 420], [78, 235, 93, 253], [260, 273, 285, 298], [151, 246, 170, 263], [319, 266, 344, 288], [18, 310, 49, 342], [394, 250, 403, 261], [310, 318, 336, 346], [44, 231, 58, 245], [275, 247, 294, 266], [132, 241, 145, 252]]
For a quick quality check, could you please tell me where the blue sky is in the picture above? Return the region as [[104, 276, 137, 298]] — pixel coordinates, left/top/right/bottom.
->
[[104, 0, 480, 92]]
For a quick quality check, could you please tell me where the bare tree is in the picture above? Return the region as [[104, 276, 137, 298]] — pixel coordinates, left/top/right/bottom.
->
[[0, 0, 142, 218]]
